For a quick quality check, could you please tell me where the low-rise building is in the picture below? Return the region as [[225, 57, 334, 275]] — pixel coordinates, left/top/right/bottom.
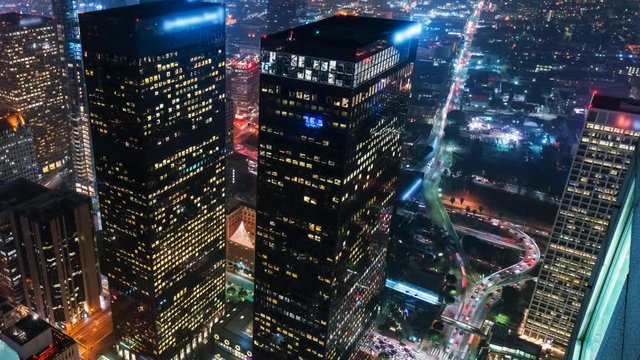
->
[[0, 316, 79, 360]]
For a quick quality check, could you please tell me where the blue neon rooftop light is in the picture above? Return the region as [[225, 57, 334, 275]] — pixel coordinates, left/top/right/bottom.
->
[[304, 115, 324, 129], [18, 17, 42, 27], [393, 23, 422, 44], [162, 9, 224, 32]]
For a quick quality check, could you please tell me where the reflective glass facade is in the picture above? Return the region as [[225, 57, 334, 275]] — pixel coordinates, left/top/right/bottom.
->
[[253, 16, 417, 360], [524, 95, 640, 353], [51, 0, 96, 196], [80, 3, 226, 359]]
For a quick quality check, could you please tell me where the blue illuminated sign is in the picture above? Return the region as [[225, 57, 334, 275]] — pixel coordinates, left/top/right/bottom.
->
[[162, 9, 224, 32], [393, 23, 422, 44], [18, 17, 42, 27], [304, 115, 323, 129]]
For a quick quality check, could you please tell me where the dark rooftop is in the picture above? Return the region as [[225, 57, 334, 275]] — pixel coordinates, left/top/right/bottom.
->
[[81, 0, 222, 21], [265, 15, 414, 48], [0, 179, 89, 222], [591, 94, 640, 115], [15, 188, 90, 223], [0, 13, 50, 30], [0, 179, 49, 212], [490, 325, 541, 356], [262, 15, 418, 61], [2, 317, 50, 345], [212, 302, 253, 352]]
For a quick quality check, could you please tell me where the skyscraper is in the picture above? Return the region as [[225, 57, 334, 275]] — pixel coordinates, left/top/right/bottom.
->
[[254, 16, 418, 359], [567, 148, 638, 360], [0, 180, 50, 305], [80, 2, 227, 359], [0, 179, 100, 326], [228, 54, 260, 117], [51, 0, 96, 196], [0, 14, 70, 176], [0, 109, 39, 183], [523, 94, 640, 354]]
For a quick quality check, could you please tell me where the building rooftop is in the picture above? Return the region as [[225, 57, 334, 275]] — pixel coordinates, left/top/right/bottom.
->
[[261, 15, 419, 62], [0, 13, 49, 30], [212, 303, 253, 354], [15, 187, 89, 223], [1, 316, 77, 358], [591, 94, 640, 115], [0, 179, 89, 222], [0, 179, 49, 212], [82, 0, 221, 21], [80, 0, 224, 56], [2, 317, 50, 346], [490, 325, 541, 357]]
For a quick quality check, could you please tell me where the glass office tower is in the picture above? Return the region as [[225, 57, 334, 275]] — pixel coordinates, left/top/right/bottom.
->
[[523, 95, 640, 354], [51, 0, 96, 196], [80, 2, 226, 359], [0, 14, 70, 177], [566, 148, 638, 360], [254, 16, 418, 359]]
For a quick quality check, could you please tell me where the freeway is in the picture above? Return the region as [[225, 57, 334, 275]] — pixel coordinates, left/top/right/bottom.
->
[[443, 217, 541, 359], [421, 0, 485, 291], [453, 223, 522, 251]]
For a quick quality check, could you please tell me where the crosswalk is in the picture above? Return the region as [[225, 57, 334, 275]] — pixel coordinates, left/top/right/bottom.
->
[[424, 347, 465, 360]]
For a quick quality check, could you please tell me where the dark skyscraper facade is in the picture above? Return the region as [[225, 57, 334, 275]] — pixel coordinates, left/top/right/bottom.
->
[[254, 16, 418, 359], [0, 179, 100, 326], [80, 2, 227, 359]]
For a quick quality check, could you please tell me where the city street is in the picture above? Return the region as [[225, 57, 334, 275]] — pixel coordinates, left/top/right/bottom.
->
[[68, 306, 114, 360], [421, 0, 485, 291]]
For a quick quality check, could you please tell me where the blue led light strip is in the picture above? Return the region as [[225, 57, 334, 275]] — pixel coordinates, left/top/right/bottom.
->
[[162, 9, 224, 32], [393, 23, 422, 44]]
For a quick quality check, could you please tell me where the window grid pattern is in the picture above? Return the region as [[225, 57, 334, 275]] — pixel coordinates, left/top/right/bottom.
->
[[524, 109, 640, 350]]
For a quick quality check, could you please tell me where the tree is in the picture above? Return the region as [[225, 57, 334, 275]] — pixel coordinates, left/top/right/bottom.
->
[[478, 206, 483, 214], [450, 196, 456, 206], [238, 288, 248, 299], [226, 287, 237, 296], [447, 110, 467, 126], [465, 205, 471, 213], [432, 321, 444, 331], [378, 352, 391, 360], [446, 274, 457, 284], [460, 197, 465, 205]]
